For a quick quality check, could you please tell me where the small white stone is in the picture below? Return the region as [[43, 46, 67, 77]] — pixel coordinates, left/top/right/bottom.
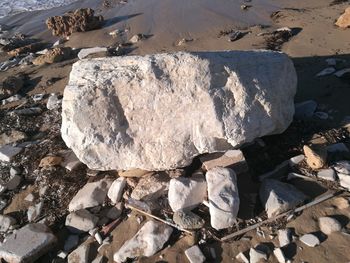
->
[[338, 173, 350, 190], [168, 173, 207, 212], [27, 202, 43, 222], [77, 47, 108, 60], [319, 217, 342, 235], [274, 248, 287, 263], [46, 93, 62, 110], [278, 229, 292, 247], [0, 215, 16, 232], [300, 233, 320, 247], [249, 247, 267, 263], [206, 167, 239, 230], [32, 94, 44, 102], [0, 145, 22, 162], [289, 154, 305, 166], [24, 193, 35, 202], [317, 169, 337, 181], [235, 252, 249, 263], [107, 177, 126, 204], [185, 245, 206, 263], [57, 250, 68, 259], [333, 161, 350, 175]]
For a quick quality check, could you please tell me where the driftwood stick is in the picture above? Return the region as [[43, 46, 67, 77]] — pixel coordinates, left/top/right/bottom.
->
[[126, 204, 193, 235], [221, 191, 339, 242]]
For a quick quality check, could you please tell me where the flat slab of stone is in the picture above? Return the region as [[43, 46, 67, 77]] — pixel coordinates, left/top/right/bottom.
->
[[0, 145, 22, 162], [206, 167, 239, 230], [113, 220, 172, 262], [61, 50, 297, 171], [300, 233, 320, 247], [185, 245, 206, 263], [65, 209, 99, 233], [0, 223, 56, 263], [260, 179, 307, 218], [317, 169, 337, 181], [200, 150, 248, 174]]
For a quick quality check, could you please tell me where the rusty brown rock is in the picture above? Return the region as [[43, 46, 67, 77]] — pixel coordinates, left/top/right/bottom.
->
[[46, 8, 104, 37], [7, 43, 46, 56], [39, 156, 63, 167], [33, 47, 72, 65], [335, 7, 350, 28]]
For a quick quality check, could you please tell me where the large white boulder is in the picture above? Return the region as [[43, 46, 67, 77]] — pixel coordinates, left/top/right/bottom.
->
[[61, 51, 297, 171]]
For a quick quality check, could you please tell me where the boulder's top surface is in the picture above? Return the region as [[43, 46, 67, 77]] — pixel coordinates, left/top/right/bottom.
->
[[61, 50, 297, 171]]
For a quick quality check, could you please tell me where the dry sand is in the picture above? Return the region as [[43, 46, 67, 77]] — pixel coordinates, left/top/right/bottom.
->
[[0, 0, 350, 262]]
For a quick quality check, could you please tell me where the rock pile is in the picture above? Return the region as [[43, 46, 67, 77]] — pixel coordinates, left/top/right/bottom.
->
[[46, 8, 104, 37]]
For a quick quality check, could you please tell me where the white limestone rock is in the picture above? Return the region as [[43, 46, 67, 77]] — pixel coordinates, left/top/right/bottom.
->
[[67, 242, 91, 263], [107, 177, 126, 204], [278, 228, 292, 247], [113, 220, 173, 263], [77, 47, 108, 60], [185, 245, 206, 263], [68, 179, 112, 211], [168, 173, 207, 212], [0, 223, 56, 263], [273, 248, 287, 263], [61, 51, 297, 171], [260, 179, 307, 218], [206, 167, 239, 230], [319, 217, 342, 235], [317, 169, 337, 181], [66, 209, 99, 233], [0, 214, 16, 232], [249, 247, 267, 263], [300, 233, 320, 247], [0, 145, 22, 162]]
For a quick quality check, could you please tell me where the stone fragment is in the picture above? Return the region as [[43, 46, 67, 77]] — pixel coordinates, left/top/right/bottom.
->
[[249, 247, 267, 263], [33, 47, 72, 65], [294, 100, 317, 119], [11, 107, 42, 116], [107, 177, 126, 204], [335, 7, 350, 28], [206, 167, 239, 230], [333, 160, 350, 175], [173, 210, 205, 230], [0, 145, 22, 162], [64, 235, 79, 252], [106, 203, 123, 219], [332, 197, 349, 209], [129, 34, 146, 43], [185, 245, 206, 263], [236, 252, 249, 263], [0, 223, 56, 263], [131, 173, 169, 201], [278, 228, 292, 247], [289, 154, 305, 166], [78, 47, 108, 59], [316, 67, 336, 77], [273, 248, 287, 263], [7, 43, 46, 56], [260, 179, 307, 218], [303, 145, 327, 169], [334, 68, 350, 78], [200, 150, 248, 174], [317, 169, 337, 181], [39, 156, 63, 167], [92, 255, 105, 263], [6, 173, 22, 190], [47, 93, 62, 110], [319, 217, 342, 235], [300, 233, 320, 247], [113, 220, 173, 262], [118, 169, 152, 177], [338, 173, 350, 191], [68, 179, 112, 211], [66, 209, 99, 233], [0, 75, 24, 100], [61, 51, 297, 171], [168, 174, 207, 212], [46, 8, 104, 37], [0, 214, 16, 232], [67, 242, 91, 263], [60, 150, 82, 171], [27, 202, 44, 222]]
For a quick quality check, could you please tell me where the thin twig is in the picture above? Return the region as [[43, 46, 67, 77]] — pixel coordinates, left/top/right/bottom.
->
[[126, 204, 193, 235], [221, 191, 340, 242]]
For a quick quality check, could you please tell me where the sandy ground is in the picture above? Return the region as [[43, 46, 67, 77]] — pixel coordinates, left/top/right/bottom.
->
[[0, 0, 350, 262]]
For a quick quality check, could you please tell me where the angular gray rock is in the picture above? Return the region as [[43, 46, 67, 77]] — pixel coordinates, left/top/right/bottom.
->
[[0, 214, 16, 232], [66, 209, 99, 233], [61, 51, 297, 171], [260, 179, 307, 218], [113, 220, 173, 262], [0, 223, 56, 263], [68, 179, 112, 211], [68, 242, 91, 263], [168, 173, 207, 212], [107, 177, 126, 204], [0, 145, 22, 162], [206, 167, 240, 230]]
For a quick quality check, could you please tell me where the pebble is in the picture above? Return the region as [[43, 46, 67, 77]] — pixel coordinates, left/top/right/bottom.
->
[[0, 223, 57, 263], [334, 68, 350, 78], [316, 67, 336, 77], [68, 178, 112, 211], [107, 177, 126, 204], [129, 34, 146, 43], [59, 150, 82, 171], [6, 173, 22, 190], [249, 247, 267, 263], [32, 94, 44, 102], [332, 197, 349, 209], [39, 156, 63, 168], [27, 201, 44, 222], [206, 167, 240, 230], [333, 160, 350, 175], [236, 252, 249, 263], [64, 235, 79, 252], [113, 220, 173, 262], [300, 233, 320, 247], [0, 145, 22, 162], [303, 145, 327, 169], [65, 209, 99, 233], [317, 169, 337, 181], [0, 214, 16, 232], [294, 100, 317, 119], [168, 173, 207, 212], [319, 217, 342, 235], [173, 210, 205, 230], [278, 228, 292, 247], [274, 248, 287, 263], [185, 245, 206, 263], [46, 93, 62, 110], [131, 173, 169, 201]]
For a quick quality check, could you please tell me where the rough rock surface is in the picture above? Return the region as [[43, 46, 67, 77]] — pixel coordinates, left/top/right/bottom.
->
[[0, 75, 24, 100], [46, 8, 104, 37], [173, 210, 205, 229], [0, 223, 56, 263], [319, 216, 342, 235], [113, 220, 173, 263], [168, 173, 207, 212], [33, 47, 72, 65], [335, 7, 350, 28], [260, 179, 307, 218], [61, 51, 297, 171], [130, 173, 170, 201], [206, 167, 240, 230]]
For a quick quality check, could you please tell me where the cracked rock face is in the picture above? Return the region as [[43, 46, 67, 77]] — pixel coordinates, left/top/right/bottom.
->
[[61, 51, 297, 171]]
